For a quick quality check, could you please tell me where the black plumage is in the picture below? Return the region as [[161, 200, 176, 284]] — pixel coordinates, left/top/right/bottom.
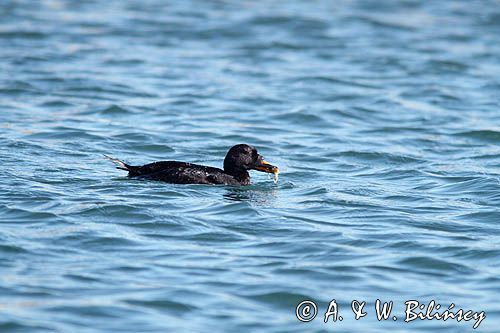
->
[[106, 144, 278, 186]]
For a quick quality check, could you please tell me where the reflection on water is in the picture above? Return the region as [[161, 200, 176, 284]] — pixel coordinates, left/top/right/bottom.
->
[[223, 183, 279, 203]]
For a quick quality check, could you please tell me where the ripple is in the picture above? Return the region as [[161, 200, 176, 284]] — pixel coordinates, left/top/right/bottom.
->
[[0, 322, 52, 332], [398, 256, 476, 275], [124, 299, 196, 313], [242, 291, 313, 308], [454, 130, 500, 143], [329, 150, 423, 165], [24, 128, 104, 141], [1, 0, 500, 332], [272, 111, 331, 127], [0, 31, 46, 39], [0, 244, 29, 254], [99, 104, 134, 115]]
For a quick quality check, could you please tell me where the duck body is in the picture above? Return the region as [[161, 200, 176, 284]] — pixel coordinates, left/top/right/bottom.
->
[[124, 161, 246, 185], [106, 144, 278, 186]]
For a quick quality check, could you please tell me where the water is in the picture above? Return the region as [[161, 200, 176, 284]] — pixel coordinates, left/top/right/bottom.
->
[[1, 1, 500, 332]]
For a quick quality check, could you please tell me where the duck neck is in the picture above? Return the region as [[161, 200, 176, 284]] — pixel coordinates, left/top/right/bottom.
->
[[225, 167, 250, 185]]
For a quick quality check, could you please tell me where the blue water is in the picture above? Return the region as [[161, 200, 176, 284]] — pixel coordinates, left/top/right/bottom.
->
[[1, 1, 500, 332]]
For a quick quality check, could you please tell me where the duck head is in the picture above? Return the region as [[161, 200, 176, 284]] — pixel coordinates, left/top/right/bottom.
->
[[223, 144, 278, 184]]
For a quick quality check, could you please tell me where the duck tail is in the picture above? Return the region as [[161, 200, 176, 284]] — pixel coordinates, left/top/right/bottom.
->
[[104, 155, 138, 174]]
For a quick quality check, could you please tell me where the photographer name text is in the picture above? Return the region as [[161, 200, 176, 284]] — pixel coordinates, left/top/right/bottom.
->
[[295, 299, 485, 329]]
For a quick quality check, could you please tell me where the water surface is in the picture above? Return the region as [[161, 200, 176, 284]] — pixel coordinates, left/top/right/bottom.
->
[[1, 1, 500, 332]]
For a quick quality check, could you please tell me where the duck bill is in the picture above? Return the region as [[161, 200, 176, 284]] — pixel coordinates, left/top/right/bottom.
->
[[254, 160, 279, 174]]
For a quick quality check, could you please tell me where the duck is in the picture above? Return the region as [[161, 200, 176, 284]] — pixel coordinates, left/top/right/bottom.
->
[[105, 144, 279, 185]]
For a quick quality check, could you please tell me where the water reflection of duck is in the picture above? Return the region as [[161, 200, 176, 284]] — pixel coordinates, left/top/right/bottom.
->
[[105, 144, 278, 186]]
